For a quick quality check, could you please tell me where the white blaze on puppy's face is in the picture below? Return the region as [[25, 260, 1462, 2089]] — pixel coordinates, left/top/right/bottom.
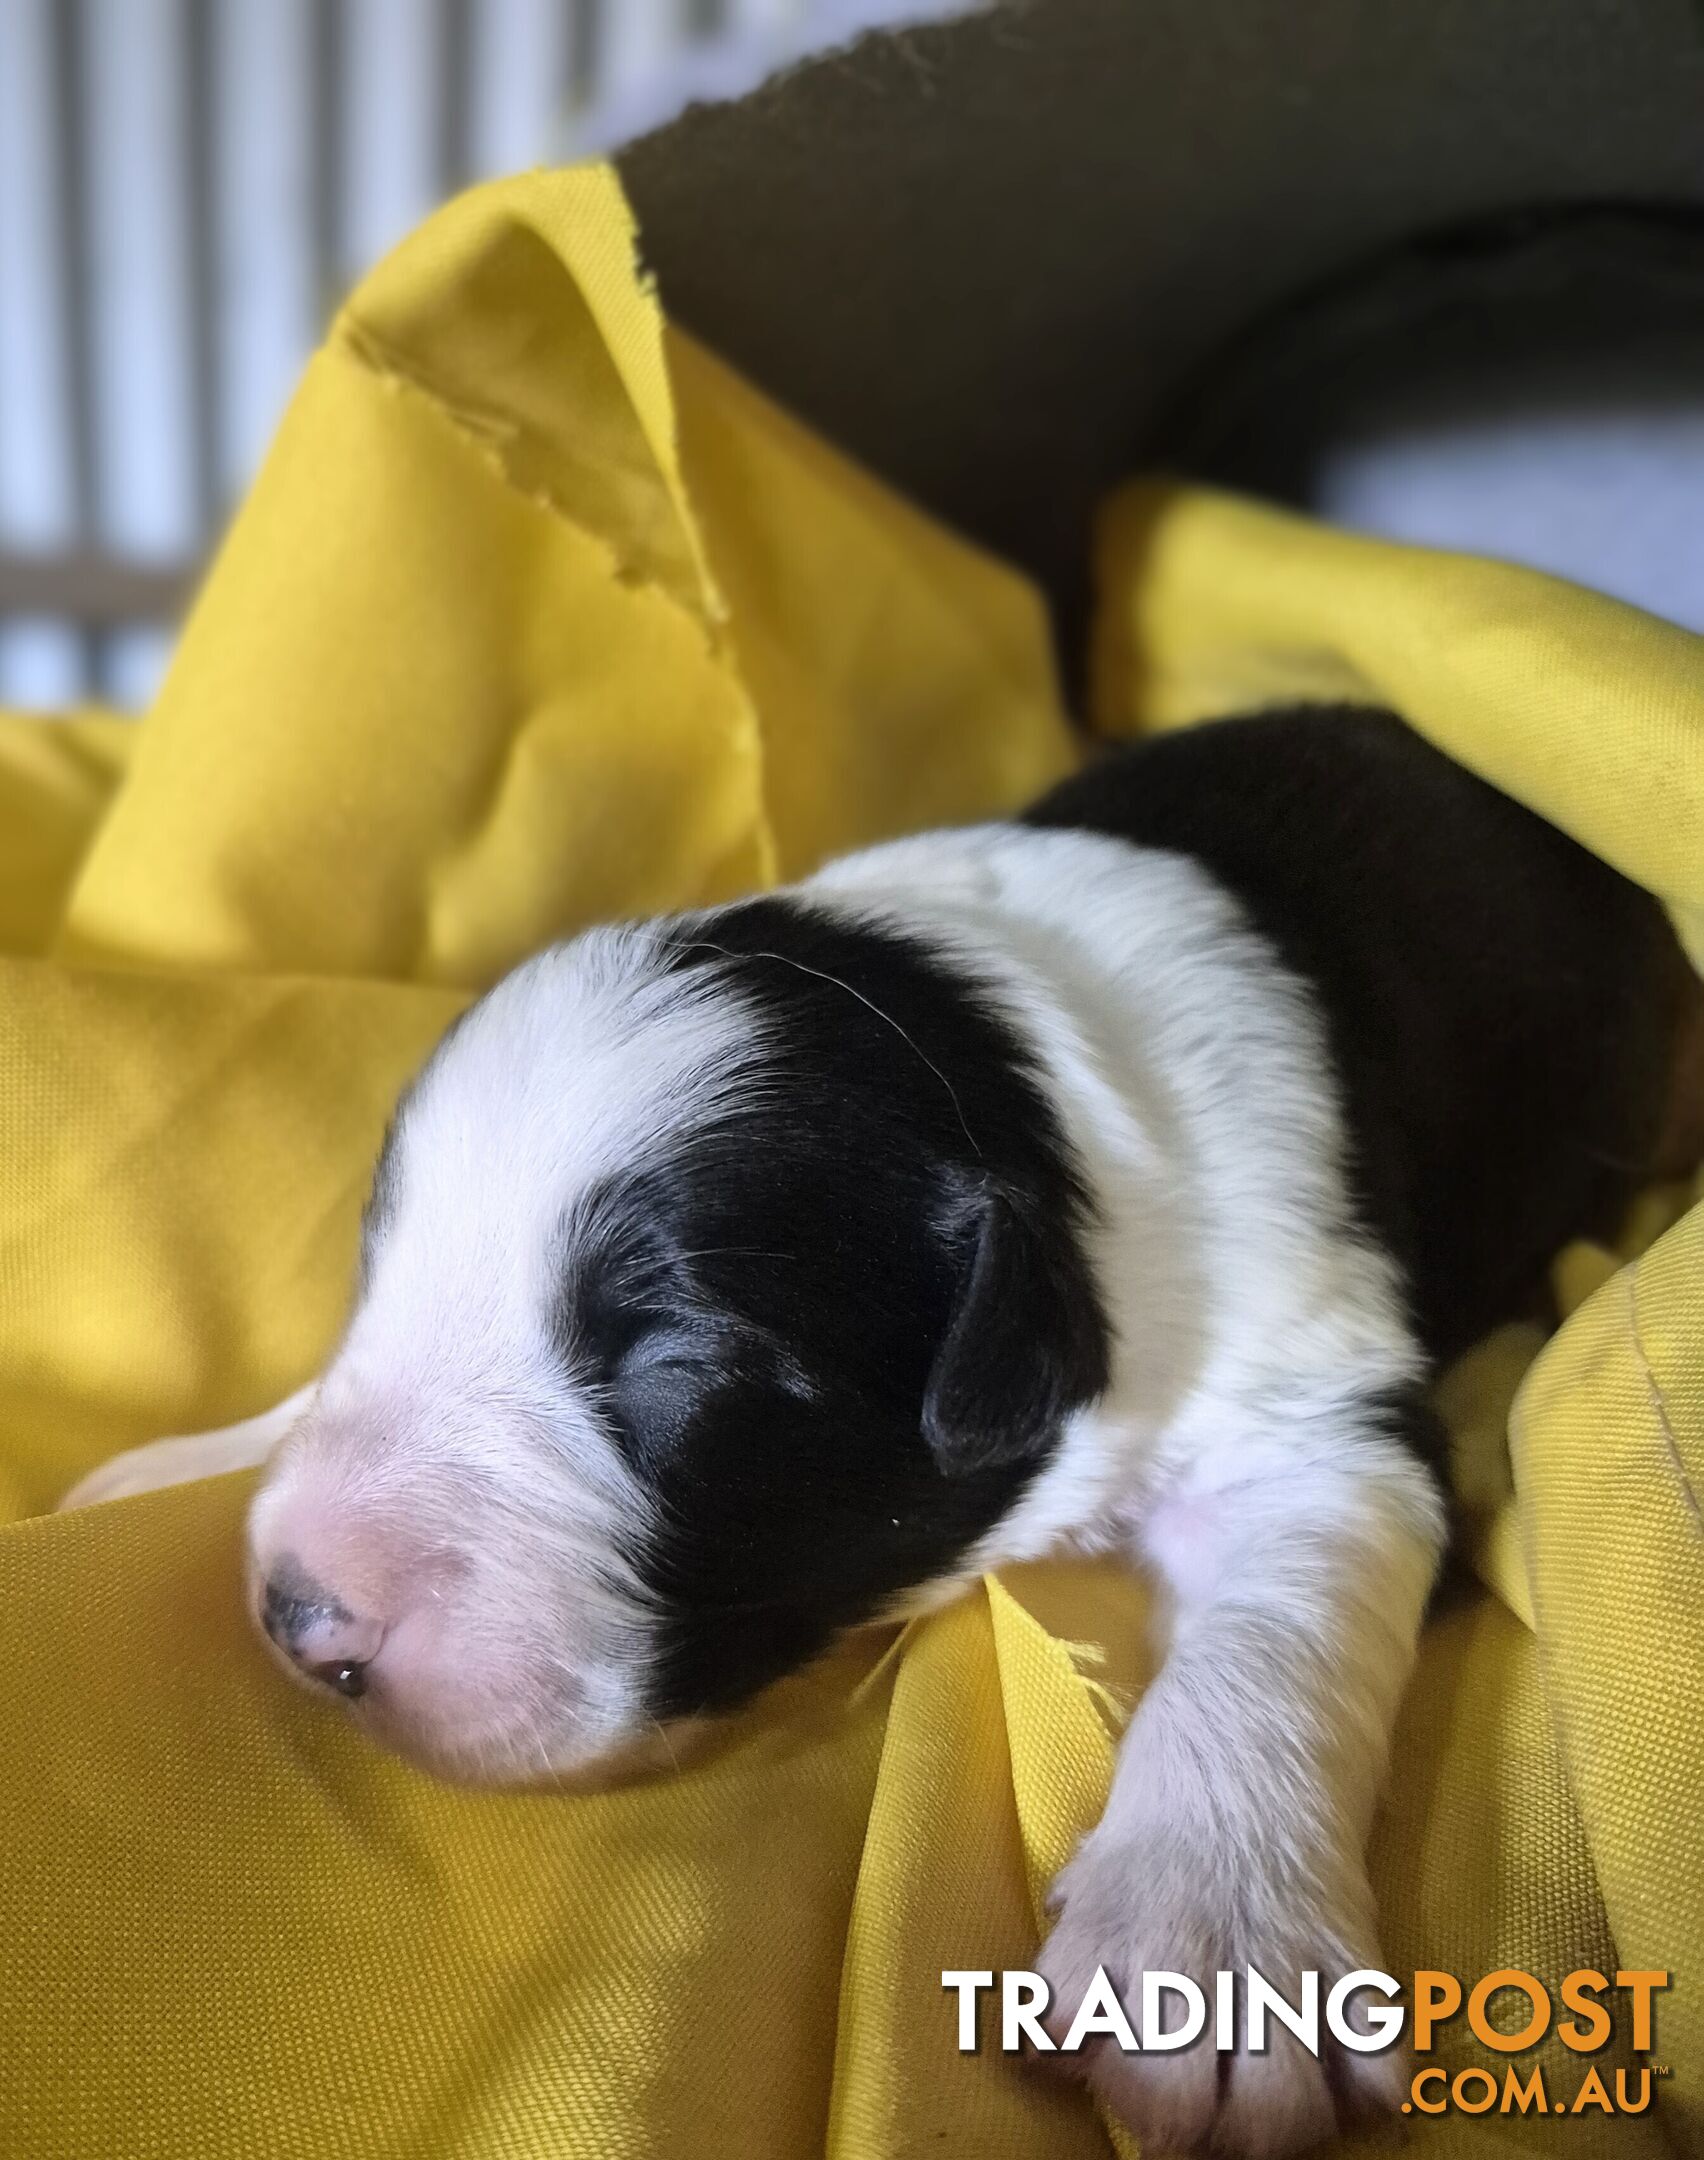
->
[[246, 1373, 655, 1780], [244, 925, 768, 1781]]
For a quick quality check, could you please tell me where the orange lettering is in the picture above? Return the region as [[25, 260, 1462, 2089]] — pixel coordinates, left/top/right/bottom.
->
[[1467, 1968, 1550, 2053], [1615, 2069, 1653, 2114], [1558, 1969, 1610, 2052], [1614, 1971, 1668, 2052], [1412, 1971, 1461, 2052], [1410, 2068, 1447, 2115], [1501, 2066, 1547, 2114]]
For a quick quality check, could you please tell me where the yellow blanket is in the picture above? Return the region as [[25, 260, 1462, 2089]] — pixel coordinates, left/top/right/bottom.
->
[[2, 167, 1699, 2158]]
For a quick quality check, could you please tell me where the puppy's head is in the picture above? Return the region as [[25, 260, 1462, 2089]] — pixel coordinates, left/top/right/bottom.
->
[[247, 897, 1109, 1782]]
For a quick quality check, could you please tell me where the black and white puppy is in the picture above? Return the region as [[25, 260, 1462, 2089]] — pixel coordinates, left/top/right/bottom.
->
[[66, 707, 1697, 2155]]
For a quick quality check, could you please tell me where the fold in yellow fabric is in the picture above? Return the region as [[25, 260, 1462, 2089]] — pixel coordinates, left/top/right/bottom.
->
[[1, 166, 1696, 2156]]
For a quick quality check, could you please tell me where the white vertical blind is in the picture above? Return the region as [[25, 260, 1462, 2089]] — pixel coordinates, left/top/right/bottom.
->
[[81, 0, 202, 559], [81, 0, 202, 701], [0, 0, 85, 704], [469, 0, 572, 176], [0, 0, 79, 551], [0, 0, 966, 710], [596, 0, 688, 113], [727, 0, 806, 31], [338, 0, 455, 282], [210, 0, 320, 502]]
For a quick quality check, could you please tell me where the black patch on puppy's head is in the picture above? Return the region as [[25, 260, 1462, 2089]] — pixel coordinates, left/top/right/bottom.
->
[[552, 896, 1110, 1723]]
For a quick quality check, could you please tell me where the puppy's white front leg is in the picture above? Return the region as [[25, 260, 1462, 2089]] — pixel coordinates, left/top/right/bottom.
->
[[58, 1384, 319, 1511], [1039, 1398, 1445, 2157]]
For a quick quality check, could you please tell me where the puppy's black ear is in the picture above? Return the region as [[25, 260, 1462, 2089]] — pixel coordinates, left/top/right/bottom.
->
[[921, 1173, 1108, 1479]]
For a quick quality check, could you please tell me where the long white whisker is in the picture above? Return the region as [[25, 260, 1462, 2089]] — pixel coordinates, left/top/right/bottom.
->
[[681, 937, 984, 1159]]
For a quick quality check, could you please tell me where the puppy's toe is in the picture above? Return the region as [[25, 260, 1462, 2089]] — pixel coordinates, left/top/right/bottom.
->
[[1036, 1828, 1405, 2159], [1085, 2037, 1221, 2155], [1212, 2028, 1337, 2159]]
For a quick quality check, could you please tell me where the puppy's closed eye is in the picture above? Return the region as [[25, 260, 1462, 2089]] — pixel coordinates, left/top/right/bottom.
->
[[558, 1194, 814, 1477], [601, 1314, 816, 1474]]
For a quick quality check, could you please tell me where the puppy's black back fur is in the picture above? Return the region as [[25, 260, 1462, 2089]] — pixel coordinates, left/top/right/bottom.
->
[[1027, 705, 1692, 1361]]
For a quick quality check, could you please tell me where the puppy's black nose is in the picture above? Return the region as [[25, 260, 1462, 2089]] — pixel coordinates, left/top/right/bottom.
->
[[259, 1563, 381, 1696], [261, 1572, 327, 1650]]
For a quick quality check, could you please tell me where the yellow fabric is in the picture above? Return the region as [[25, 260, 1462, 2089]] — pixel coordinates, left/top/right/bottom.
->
[[0, 165, 1698, 2157], [1094, 484, 1704, 2154]]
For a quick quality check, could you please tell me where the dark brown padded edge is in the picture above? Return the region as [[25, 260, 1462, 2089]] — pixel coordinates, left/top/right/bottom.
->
[[620, 0, 1704, 619]]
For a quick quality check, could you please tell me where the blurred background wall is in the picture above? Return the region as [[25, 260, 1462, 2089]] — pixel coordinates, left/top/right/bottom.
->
[[0, 0, 964, 711]]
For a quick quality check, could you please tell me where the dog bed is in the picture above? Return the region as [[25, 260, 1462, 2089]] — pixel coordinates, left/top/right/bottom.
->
[[4, 21, 1704, 2157]]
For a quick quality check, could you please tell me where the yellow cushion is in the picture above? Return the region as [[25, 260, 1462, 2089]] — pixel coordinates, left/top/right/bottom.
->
[[1093, 483, 1704, 2150], [0, 167, 1697, 2156]]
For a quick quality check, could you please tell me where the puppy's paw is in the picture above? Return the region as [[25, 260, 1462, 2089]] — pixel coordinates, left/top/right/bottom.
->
[[59, 1432, 233, 1511], [1036, 1829, 1405, 2158]]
